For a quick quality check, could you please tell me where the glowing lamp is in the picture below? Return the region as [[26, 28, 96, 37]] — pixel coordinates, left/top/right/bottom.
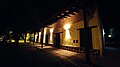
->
[[50, 28, 53, 33], [64, 23, 71, 30], [108, 34, 112, 37], [64, 23, 71, 40]]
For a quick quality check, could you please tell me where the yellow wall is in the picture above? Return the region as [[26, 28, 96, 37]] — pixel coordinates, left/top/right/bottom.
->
[[38, 32, 41, 42], [49, 13, 84, 47], [88, 9, 104, 54], [45, 9, 103, 55], [48, 28, 54, 44]]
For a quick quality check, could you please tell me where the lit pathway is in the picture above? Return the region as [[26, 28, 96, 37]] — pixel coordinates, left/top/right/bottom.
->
[[29, 42, 120, 67], [29, 43, 101, 67]]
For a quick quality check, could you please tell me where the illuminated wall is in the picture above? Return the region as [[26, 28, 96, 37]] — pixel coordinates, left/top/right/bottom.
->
[[43, 28, 47, 43], [64, 23, 71, 40], [49, 28, 54, 44], [38, 32, 41, 42], [88, 9, 104, 54], [63, 23, 72, 46], [46, 13, 84, 47], [45, 8, 104, 55]]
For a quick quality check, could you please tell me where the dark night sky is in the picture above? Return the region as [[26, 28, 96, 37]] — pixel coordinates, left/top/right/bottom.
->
[[0, 0, 75, 32], [98, 1, 120, 24], [0, 0, 120, 33], [97, 0, 120, 35]]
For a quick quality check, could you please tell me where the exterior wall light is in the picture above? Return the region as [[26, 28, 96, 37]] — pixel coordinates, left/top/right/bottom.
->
[[64, 23, 71, 40], [64, 23, 71, 30]]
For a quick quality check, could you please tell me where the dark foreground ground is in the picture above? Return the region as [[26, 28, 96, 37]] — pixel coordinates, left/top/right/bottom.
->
[[0, 43, 77, 67]]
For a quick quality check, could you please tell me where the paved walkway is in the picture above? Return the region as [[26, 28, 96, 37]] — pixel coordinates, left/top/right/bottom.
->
[[28, 43, 102, 67], [28, 42, 120, 67], [1, 42, 119, 67]]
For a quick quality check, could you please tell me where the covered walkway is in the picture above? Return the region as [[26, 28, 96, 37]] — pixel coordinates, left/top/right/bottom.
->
[[29, 42, 102, 67], [29, 42, 120, 67]]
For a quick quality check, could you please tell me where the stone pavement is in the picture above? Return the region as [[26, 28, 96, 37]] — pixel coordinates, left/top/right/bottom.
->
[[28, 43, 102, 67]]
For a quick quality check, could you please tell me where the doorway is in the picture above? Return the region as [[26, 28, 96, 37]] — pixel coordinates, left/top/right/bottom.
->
[[80, 28, 93, 49], [53, 33, 60, 48], [45, 34, 48, 45]]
